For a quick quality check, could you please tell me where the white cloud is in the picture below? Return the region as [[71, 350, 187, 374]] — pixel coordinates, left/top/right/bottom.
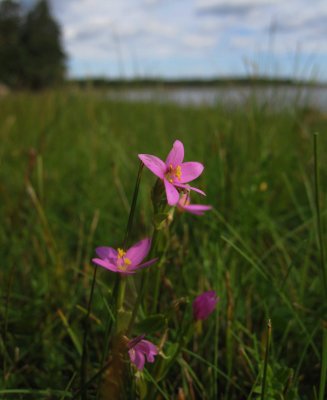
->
[[182, 33, 217, 48], [47, 0, 327, 79]]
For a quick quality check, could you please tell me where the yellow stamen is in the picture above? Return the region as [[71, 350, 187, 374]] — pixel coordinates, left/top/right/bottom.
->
[[175, 165, 181, 181], [117, 248, 126, 258], [165, 164, 182, 183], [118, 258, 132, 271]]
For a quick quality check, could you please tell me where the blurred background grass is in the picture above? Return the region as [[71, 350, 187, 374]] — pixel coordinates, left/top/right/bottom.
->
[[1, 89, 327, 399]]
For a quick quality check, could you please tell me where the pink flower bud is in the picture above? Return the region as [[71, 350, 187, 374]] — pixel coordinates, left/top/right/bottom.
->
[[193, 291, 218, 321]]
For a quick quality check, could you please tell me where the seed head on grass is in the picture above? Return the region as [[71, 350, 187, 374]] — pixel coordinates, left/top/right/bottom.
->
[[139, 139, 205, 206], [193, 291, 219, 321], [127, 335, 158, 371], [92, 238, 157, 274]]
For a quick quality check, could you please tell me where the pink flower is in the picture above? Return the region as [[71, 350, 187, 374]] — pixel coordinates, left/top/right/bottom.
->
[[177, 193, 212, 216], [138, 140, 205, 206], [128, 335, 158, 371], [92, 238, 157, 275], [193, 291, 219, 321]]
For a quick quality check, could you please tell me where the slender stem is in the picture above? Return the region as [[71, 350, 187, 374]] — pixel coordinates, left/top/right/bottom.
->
[[127, 269, 146, 335], [127, 221, 161, 335], [151, 210, 175, 314], [122, 161, 144, 249], [261, 319, 272, 400], [114, 161, 144, 332], [151, 256, 165, 314], [313, 132, 327, 301], [117, 277, 127, 311], [80, 265, 98, 400]]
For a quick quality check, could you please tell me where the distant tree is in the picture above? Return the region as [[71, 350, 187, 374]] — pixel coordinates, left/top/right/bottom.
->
[[0, 0, 23, 87], [21, 0, 65, 89]]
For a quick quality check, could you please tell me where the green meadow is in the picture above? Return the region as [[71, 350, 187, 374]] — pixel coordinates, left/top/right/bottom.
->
[[1, 90, 327, 399]]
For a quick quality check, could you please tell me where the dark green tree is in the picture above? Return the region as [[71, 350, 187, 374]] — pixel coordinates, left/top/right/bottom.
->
[[21, 0, 66, 89], [0, 0, 23, 87]]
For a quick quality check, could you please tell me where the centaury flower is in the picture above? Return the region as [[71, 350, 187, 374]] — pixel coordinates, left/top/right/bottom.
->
[[139, 140, 205, 206], [127, 335, 158, 371], [177, 193, 212, 216], [193, 291, 219, 321], [92, 238, 157, 275]]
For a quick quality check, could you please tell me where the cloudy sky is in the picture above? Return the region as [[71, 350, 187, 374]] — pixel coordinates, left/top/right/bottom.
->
[[31, 0, 327, 80]]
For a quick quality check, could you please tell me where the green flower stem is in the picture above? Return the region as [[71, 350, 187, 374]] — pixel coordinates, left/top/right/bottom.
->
[[117, 276, 127, 312], [115, 161, 143, 325], [151, 210, 176, 314], [123, 161, 144, 249], [127, 216, 164, 334], [127, 269, 147, 335]]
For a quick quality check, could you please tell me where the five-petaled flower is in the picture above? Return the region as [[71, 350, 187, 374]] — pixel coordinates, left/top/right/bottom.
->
[[128, 335, 158, 371], [177, 193, 212, 216], [139, 140, 205, 206], [193, 291, 219, 321], [92, 238, 157, 275]]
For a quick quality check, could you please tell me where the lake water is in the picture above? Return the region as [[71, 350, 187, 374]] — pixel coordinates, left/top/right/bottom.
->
[[107, 85, 327, 111]]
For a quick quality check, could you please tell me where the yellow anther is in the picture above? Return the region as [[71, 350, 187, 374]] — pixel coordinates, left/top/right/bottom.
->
[[117, 248, 126, 258], [165, 164, 182, 183], [175, 165, 182, 181], [124, 258, 131, 265]]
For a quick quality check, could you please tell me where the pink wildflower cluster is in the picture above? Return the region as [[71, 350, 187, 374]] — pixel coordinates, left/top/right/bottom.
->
[[92, 139, 217, 371]]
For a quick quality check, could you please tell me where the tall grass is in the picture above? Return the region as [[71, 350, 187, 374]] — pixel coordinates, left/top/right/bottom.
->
[[0, 89, 326, 399]]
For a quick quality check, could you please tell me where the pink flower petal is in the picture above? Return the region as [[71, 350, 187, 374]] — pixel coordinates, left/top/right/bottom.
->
[[174, 182, 206, 196], [129, 348, 146, 371], [179, 162, 204, 183], [126, 238, 151, 265], [165, 140, 184, 167], [130, 258, 158, 271], [95, 247, 117, 260], [164, 179, 180, 205], [92, 258, 119, 272], [134, 351, 146, 370], [183, 204, 212, 215], [128, 336, 158, 370], [138, 154, 166, 179], [137, 340, 158, 362]]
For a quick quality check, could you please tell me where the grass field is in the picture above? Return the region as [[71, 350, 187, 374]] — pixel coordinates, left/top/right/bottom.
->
[[1, 89, 327, 399]]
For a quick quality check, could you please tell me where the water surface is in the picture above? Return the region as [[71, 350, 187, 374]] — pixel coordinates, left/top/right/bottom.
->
[[107, 85, 327, 110]]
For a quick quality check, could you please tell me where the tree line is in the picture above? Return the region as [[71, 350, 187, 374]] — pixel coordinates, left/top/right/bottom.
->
[[0, 0, 65, 89]]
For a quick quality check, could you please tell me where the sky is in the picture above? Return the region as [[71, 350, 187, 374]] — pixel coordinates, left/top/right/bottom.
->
[[22, 0, 327, 81]]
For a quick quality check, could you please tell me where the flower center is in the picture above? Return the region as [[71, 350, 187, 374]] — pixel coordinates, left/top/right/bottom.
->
[[117, 248, 132, 271], [165, 164, 182, 183]]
